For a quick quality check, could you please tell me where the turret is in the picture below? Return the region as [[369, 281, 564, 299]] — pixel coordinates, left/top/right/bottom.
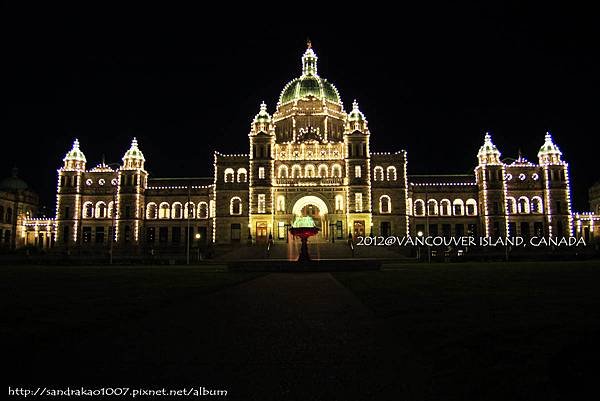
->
[[117, 138, 147, 244], [477, 133, 501, 165], [122, 137, 145, 170], [63, 138, 86, 171], [346, 100, 369, 134], [251, 101, 273, 135], [475, 133, 507, 237], [537, 131, 563, 165]]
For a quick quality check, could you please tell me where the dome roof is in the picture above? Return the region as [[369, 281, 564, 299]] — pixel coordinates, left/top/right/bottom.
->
[[278, 42, 341, 105], [348, 100, 366, 122], [253, 101, 271, 123], [63, 138, 86, 163], [477, 133, 501, 158], [0, 168, 29, 191], [537, 131, 562, 158], [123, 137, 145, 161]]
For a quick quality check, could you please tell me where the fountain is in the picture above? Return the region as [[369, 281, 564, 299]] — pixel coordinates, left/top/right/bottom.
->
[[288, 216, 320, 262]]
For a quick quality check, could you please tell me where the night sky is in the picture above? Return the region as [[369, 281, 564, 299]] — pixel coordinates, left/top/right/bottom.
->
[[3, 3, 598, 212]]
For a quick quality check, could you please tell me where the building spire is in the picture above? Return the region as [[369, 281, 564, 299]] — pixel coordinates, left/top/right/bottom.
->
[[301, 40, 318, 76]]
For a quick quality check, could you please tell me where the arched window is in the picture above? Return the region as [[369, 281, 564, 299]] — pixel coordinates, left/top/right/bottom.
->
[[506, 197, 517, 214], [380, 195, 391, 214], [292, 165, 302, 178], [278, 165, 289, 178], [276, 195, 285, 212], [146, 202, 158, 219], [466, 199, 478, 216], [83, 201, 94, 218], [427, 199, 438, 216], [318, 164, 328, 178], [224, 168, 235, 183], [184, 202, 195, 219], [373, 166, 384, 181], [305, 164, 315, 178], [331, 164, 342, 178], [530, 196, 543, 214], [386, 166, 397, 181], [440, 199, 451, 216], [414, 199, 425, 216], [237, 168, 247, 183], [108, 201, 114, 218], [95, 201, 107, 218], [453, 199, 464, 216], [335, 195, 344, 212], [230, 197, 242, 215], [159, 202, 170, 219], [197, 202, 209, 219], [171, 202, 183, 219], [518, 196, 530, 214]]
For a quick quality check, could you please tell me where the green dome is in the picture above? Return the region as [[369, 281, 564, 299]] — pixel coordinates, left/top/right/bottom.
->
[[0, 168, 29, 191], [279, 76, 340, 105], [278, 44, 341, 105]]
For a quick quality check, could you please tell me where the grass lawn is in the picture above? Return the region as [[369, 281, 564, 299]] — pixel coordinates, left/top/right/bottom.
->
[[1, 266, 262, 351], [334, 260, 600, 401]]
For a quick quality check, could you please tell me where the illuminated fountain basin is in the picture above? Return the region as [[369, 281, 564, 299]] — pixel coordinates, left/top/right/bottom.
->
[[289, 216, 320, 262]]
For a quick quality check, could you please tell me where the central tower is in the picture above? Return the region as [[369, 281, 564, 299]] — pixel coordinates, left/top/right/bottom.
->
[[272, 41, 346, 143]]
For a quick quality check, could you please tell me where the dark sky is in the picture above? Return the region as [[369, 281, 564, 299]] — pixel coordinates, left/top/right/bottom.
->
[[2, 3, 598, 212]]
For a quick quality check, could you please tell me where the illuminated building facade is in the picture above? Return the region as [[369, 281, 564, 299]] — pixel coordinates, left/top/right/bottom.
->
[[15, 43, 598, 251]]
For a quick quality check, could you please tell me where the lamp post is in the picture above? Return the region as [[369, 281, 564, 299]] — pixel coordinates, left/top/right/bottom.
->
[[417, 230, 423, 261], [195, 232, 201, 261]]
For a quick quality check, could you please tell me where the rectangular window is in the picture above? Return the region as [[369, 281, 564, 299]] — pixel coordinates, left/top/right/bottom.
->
[[258, 194, 266, 213], [555, 201, 562, 214], [278, 222, 285, 240], [354, 165, 362, 178], [336, 220, 343, 239], [258, 167, 265, 179], [159, 227, 168, 243], [172, 227, 181, 244], [231, 223, 241, 241], [429, 224, 438, 236], [65, 207, 70, 219], [441, 224, 451, 237], [63, 226, 70, 243], [534, 222, 544, 236], [354, 193, 363, 212], [493, 222, 501, 238], [508, 222, 517, 236], [455, 224, 464, 237], [125, 206, 131, 218], [95, 226, 105, 244]]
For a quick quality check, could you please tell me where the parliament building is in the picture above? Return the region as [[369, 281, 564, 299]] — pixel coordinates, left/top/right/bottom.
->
[[12, 43, 600, 252]]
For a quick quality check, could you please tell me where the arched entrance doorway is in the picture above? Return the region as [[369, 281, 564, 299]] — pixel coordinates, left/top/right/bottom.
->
[[291, 195, 330, 240]]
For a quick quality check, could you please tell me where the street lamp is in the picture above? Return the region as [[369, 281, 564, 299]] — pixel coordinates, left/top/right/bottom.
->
[[195, 232, 201, 261], [417, 230, 423, 261]]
